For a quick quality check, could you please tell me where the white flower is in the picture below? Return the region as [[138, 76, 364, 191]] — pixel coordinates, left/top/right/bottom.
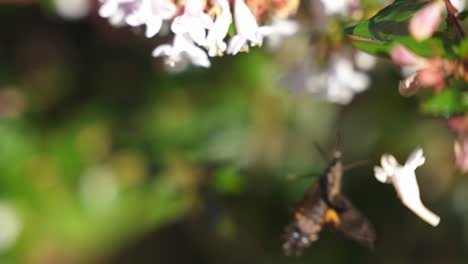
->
[[354, 51, 377, 71], [171, 0, 214, 46], [55, 0, 91, 20], [320, 0, 358, 16], [205, 0, 232, 57], [125, 0, 177, 38], [374, 147, 441, 227], [258, 17, 299, 48], [227, 0, 263, 55], [99, 0, 139, 26], [153, 33, 211, 68], [307, 56, 370, 104]]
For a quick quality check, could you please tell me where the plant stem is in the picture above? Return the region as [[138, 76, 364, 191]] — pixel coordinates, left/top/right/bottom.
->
[[444, 0, 465, 39]]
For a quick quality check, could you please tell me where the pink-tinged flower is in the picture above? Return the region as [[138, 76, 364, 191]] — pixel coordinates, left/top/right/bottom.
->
[[152, 33, 211, 68], [171, 0, 214, 46], [417, 64, 446, 91], [391, 45, 447, 93], [374, 148, 440, 226], [227, 0, 263, 55], [409, 0, 444, 41], [390, 45, 428, 67], [125, 0, 177, 38], [205, 0, 232, 57]]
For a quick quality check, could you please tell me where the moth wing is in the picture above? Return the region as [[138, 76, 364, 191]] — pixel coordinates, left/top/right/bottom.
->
[[331, 195, 376, 250], [283, 184, 328, 256]]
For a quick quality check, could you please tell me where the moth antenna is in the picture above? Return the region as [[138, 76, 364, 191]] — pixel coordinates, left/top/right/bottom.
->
[[313, 142, 329, 162], [287, 172, 322, 181], [331, 121, 343, 159], [343, 159, 371, 171]]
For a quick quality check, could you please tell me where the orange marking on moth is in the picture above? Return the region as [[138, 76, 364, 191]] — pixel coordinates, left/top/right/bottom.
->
[[294, 208, 305, 220], [324, 209, 340, 226]]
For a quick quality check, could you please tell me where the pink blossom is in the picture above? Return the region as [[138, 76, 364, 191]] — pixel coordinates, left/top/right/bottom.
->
[[390, 44, 427, 67], [409, 0, 444, 41]]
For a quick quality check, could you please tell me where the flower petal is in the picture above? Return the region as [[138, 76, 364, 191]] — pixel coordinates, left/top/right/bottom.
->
[[374, 166, 391, 184], [409, 0, 444, 41], [145, 17, 163, 38], [391, 45, 427, 67]]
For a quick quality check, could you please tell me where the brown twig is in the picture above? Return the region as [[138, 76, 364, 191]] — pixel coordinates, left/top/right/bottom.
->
[[444, 0, 465, 39]]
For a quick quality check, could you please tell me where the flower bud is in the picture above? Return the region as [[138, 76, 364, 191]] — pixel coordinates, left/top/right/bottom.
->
[[391, 45, 427, 67], [409, 0, 444, 41]]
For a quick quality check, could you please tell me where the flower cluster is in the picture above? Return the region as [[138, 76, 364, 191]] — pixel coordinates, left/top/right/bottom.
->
[[306, 51, 376, 104], [98, 0, 299, 69], [280, 0, 378, 105], [391, 0, 467, 95]]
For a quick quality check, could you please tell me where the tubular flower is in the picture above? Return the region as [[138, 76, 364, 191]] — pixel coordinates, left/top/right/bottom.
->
[[152, 33, 211, 68], [171, 0, 213, 46], [374, 148, 441, 227], [205, 0, 232, 57], [125, 0, 177, 38]]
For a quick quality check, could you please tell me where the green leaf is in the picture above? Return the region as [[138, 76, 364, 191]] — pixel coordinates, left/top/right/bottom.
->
[[345, 0, 458, 59], [421, 81, 468, 116]]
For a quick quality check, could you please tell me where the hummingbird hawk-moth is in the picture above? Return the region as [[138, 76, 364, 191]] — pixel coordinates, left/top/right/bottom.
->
[[282, 149, 376, 256]]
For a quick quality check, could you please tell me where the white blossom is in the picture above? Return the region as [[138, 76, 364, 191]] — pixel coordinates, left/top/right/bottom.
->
[[307, 56, 370, 104], [99, 0, 140, 26], [227, 0, 263, 55], [55, 0, 91, 20], [320, 0, 359, 16], [354, 51, 377, 71], [374, 147, 441, 227], [205, 0, 232, 57], [259, 17, 300, 48], [171, 0, 214, 46], [153, 33, 211, 68], [125, 0, 177, 38]]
